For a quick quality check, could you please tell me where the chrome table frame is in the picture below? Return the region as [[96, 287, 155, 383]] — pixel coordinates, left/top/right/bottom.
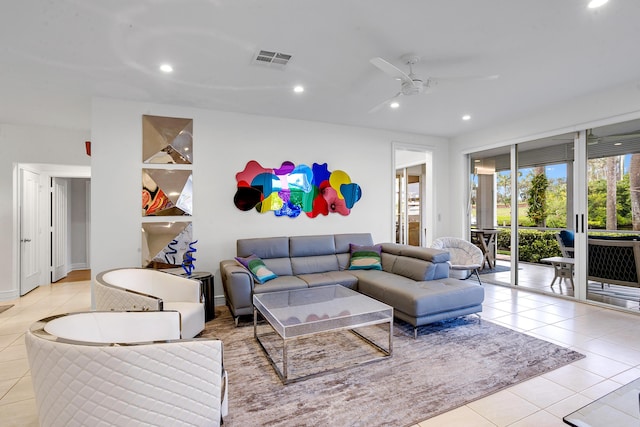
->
[[253, 286, 393, 384]]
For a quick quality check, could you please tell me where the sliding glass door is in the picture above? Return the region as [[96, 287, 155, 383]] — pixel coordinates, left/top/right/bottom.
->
[[467, 117, 640, 311], [585, 121, 640, 309], [469, 147, 512, 285], [514, 135, 575, 296]]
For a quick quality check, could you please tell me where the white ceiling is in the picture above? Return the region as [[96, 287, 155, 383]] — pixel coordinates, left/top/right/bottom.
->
[[2, 0, 640, 137]]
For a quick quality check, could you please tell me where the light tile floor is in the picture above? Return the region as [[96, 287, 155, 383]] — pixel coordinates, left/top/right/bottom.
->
[[2, 280, 640, 426]]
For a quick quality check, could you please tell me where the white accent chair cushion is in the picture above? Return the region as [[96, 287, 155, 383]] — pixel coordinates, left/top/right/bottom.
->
[[26, 311, 227, 427], [164, 301, 204, 340], [431, 237, 484, 279], [95, 267, 205, 338], [44, 310, 181, 342]]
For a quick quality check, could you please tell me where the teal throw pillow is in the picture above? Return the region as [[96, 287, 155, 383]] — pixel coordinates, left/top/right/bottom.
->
[[235, 254, 278, 284], [348, 244, 382, 270]]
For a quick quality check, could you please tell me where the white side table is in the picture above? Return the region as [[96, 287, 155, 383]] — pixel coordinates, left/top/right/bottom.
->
[[541, 256, 575, 287]]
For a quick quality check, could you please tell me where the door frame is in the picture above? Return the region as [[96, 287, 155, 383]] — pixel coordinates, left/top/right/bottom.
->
[[17, 166, 42, 296], [14, 163, 90, 295], [391, 142, 434, 246]]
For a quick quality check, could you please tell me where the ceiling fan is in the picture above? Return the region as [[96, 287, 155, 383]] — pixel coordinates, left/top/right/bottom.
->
[[368, 55, 429, 113], [552, 129, 640, 145], [586, 129, 640, 145], [368, 54, 498, 113]]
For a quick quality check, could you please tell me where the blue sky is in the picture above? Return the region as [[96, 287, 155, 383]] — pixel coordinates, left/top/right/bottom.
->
[[496, 154, 633, 181]]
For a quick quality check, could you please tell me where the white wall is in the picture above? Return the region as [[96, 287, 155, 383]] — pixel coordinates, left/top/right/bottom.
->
[[447, 81, 640, 238], [91, 98, 449, 301], [0, 123, 90, 300]]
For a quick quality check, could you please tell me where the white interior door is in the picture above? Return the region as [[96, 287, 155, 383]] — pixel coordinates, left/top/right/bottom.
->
[[20, 168, 40, 295], [51, 177, 69, 282]]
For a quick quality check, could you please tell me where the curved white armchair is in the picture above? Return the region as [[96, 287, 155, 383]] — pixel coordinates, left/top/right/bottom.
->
[[432, 237, 484, 284], [25, 311, 227, 427], [95, 267, 205, 338]]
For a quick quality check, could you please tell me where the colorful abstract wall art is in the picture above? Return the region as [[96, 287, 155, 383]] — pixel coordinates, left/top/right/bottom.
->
[[234, 160, 362, 218]]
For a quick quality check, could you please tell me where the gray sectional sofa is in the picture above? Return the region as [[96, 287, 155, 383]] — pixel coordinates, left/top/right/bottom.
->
[[219, 233, 484, 337]]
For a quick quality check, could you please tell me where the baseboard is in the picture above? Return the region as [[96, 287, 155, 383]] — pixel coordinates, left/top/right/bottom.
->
[[214, 295, 226, 307], [70, 263, 89, 271], [0, 288, 19, 302]]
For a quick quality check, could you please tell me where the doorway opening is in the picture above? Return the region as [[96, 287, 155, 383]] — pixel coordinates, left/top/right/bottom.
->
[[15, 163, 91, 296], [393, 144, 433, 246]]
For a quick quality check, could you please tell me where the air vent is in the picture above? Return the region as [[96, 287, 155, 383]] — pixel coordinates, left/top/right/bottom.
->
[[253, 50, 292, 68]]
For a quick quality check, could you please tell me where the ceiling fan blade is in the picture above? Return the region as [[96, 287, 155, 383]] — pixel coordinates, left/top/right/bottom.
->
[[370, 57, 414, 86], [368, 92, 402, 114], [431, 74, 500, 85], [601, 132, 640, 140]]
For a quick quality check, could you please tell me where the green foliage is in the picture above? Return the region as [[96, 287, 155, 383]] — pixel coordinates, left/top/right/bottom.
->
[[495, 229, 562, 263], [496, 229, 511, 250], [588, 179, 607, 228], [545, 176, 567, 228], [617, 175, 632, 228], [518, 230, 561, 262], [588, 175, 633, 229], [526, 173, 549, 226]]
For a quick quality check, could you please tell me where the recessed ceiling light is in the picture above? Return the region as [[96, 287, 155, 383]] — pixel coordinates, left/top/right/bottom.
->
[[390, 101, 400, 109], [588, 0, 608, 8], [293, 85, 304, 93], [614, 142, 623, 146], [462, 115, 471, 121], [159, 64, 173, 73]]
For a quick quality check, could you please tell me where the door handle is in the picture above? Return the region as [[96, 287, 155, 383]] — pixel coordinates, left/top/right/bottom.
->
[[21, 238, 31, 242]]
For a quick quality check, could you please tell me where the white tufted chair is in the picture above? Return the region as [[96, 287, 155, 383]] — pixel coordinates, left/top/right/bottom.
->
[[431, 237, 484, 285], [94, 268, 205, 338], [25, 311, 227, 427]]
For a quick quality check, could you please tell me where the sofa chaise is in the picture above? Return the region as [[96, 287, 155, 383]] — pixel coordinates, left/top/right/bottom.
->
[[220, 233, 484, 336]]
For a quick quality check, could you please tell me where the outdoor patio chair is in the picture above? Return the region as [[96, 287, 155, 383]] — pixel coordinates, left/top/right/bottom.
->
[[556, 230, 575, 258]]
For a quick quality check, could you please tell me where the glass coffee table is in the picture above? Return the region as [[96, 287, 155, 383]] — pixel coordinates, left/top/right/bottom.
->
[[564, 377, 640, 426], [253, 285, 393, 384]]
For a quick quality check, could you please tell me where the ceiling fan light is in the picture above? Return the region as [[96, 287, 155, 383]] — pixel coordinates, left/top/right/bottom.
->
[[588, 0, 608, 8]]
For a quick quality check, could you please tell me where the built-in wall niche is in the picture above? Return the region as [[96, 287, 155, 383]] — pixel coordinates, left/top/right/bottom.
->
[[142, 169, 192, 216], [141, 222, 195, 268], [142, 115, 193, 164], [141, 114, 195, 272]]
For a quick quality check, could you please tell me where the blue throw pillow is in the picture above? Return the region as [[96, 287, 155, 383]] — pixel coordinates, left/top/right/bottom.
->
[[348, 243, 383, 270], [235, 254, 278, 284]]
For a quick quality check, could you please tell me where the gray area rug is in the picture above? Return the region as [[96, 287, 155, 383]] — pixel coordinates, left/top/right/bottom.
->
[[203, 307, 584, 427], [478, 264, 511, 274]]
